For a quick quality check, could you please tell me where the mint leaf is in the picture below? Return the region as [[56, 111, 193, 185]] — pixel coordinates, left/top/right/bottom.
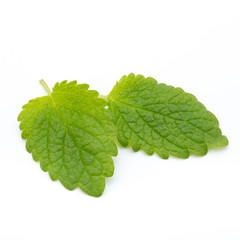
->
[[18, 80, 118, 197], [107, 73, 228, 159]]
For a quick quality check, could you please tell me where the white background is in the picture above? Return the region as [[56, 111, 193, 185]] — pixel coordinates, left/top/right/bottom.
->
[[0, 0, 239, 239]]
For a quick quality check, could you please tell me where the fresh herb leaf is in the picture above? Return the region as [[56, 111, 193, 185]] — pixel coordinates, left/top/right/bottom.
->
[[18, 74, 229, 197], [18, 80, 118, 197], [107, 73, 228, 159]]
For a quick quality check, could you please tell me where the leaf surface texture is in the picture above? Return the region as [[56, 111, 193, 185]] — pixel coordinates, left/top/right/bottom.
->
[[18, 81, 117, 197], [108, 73, 228, 159]]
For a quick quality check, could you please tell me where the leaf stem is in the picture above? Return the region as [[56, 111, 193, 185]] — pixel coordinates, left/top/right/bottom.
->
[[98, 95, 108, 101], [40, 79, 52, 96]]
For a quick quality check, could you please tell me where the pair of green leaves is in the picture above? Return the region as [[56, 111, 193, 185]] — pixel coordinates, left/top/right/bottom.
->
[[18, 73, 228, 197]]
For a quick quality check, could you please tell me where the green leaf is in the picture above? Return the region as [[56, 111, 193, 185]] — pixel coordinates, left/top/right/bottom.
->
[[18, 80, 118, 197], [107, 73, 228, 159]]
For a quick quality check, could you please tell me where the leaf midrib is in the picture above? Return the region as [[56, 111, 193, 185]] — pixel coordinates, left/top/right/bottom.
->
[[108, 97, 218, 140], [47, 94, 103, 196]]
